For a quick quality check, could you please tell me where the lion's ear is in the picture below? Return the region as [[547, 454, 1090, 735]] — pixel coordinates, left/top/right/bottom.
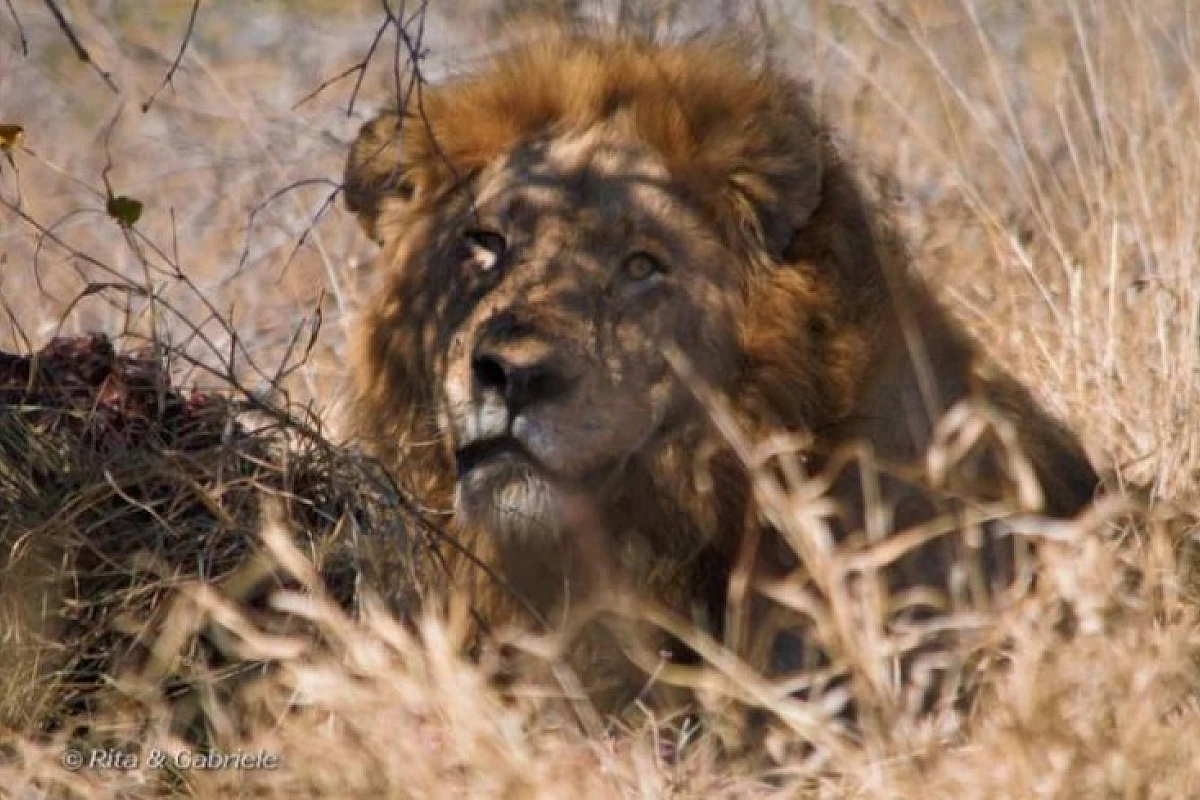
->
[[727, 84, 825, 261], [344, 111, 415, 242], [730, 165, 822, 259]]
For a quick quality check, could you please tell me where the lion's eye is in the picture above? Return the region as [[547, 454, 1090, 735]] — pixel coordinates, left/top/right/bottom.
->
[[463, 229, 507, 271], [621, 251, 666, 283]]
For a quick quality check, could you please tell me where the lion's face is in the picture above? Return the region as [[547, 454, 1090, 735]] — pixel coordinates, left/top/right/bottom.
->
[[347, 32, 837, 562], [432, 126, 742, 540]]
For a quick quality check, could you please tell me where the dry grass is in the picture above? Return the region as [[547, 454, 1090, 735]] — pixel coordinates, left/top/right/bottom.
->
[[1, 1, 1199, 797]]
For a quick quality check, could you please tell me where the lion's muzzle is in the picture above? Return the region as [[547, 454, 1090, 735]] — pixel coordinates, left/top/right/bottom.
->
[[470, 322, 576, 426], [447, 310, 585, 482]]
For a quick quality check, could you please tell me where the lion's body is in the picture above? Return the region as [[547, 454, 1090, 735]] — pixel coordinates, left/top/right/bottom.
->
[[346, 27, 1098, 715]]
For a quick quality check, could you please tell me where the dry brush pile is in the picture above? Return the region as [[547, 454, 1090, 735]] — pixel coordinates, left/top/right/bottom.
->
[[0, 332, 431, 791]]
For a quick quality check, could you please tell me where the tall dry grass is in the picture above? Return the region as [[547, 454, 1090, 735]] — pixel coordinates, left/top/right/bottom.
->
[[1, 1, 1199, 798]]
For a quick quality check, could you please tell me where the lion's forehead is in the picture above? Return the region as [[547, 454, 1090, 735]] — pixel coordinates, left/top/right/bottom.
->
[[474, 125, 685, 232]]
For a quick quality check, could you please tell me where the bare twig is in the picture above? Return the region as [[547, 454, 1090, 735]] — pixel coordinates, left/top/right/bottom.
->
[[230, 178, 342, 279], [40, 0, 119, 94], [4, 0, 27, 56], [292, 63, 364, 112], [142, 0, 201, 113]]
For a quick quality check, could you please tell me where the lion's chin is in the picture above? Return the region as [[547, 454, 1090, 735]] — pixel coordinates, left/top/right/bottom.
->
[[454, 456, 562, 541]]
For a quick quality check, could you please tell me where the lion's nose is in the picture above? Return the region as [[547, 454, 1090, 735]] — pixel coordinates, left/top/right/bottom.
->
[[471, 338, 573, 416]]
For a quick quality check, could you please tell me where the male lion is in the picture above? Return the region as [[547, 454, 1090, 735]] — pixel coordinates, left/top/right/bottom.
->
[[345, 27, 1099, 718]]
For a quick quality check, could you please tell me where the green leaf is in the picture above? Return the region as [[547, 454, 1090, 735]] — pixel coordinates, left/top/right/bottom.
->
[[106, 195, 144, 227]]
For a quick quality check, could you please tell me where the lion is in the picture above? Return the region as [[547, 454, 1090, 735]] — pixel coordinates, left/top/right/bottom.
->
[[344, 26, 1100, 719]]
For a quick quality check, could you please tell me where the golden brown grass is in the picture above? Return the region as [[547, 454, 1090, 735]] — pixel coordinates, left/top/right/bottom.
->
[[2, 1, 1199, 797]]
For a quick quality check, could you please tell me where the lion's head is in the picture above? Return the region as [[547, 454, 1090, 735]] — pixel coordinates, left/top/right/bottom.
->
[[347, 32, 872, 556], [345, 27, 1098, 672], [430, 122, 754, 541]]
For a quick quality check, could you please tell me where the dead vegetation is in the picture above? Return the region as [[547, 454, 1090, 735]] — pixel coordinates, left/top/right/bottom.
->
[[0, 332, 423, 745], [1, 1, 1199, 798]]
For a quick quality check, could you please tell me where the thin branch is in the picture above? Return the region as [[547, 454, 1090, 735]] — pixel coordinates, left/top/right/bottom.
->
[[274, 184, 344, 282], [291, 63, 362, 112], [40, 0, 119, 94], [347, 9, 394, 117], [229, 178, 342, 279], [142, 0, 201, 113], [4, 0, 27, 56]]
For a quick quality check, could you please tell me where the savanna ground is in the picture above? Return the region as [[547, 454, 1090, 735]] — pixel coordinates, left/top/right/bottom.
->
[[1, 1, 1199, 797]]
